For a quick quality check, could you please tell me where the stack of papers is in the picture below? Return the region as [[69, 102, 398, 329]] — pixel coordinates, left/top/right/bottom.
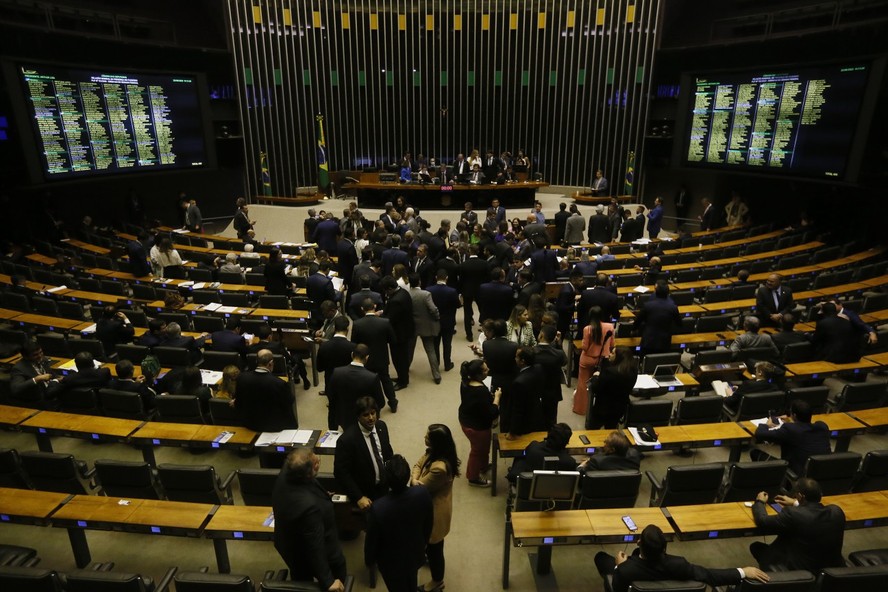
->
[[57, 358, 103, 372], [317, 431, 341, 448], [750, 417, 783, 430], [80, 323, 97, 334], [202, 302, 222, 312], [711, 380, 732, 398], [46, 285, 67, 293], [200, 369, 223, 385], [255, 429, 314, 446], [627, 426, 661, 447], [633, 375, 660, 390]]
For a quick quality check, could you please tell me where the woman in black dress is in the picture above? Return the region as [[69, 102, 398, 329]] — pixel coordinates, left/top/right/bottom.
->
[[587, 347, 638, 429], [264, 247, 292, 296], [457, 359, 501, 487]]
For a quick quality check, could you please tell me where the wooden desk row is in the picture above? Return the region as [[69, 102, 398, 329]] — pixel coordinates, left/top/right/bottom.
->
[[491, 411, 885, 497]]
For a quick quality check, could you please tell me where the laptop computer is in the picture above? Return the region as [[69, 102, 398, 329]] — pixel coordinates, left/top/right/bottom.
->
[[652, 364, 684, 387]]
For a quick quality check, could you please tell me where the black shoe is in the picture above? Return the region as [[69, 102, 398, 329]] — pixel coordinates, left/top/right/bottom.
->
[[394, 383, 407, 391], [434, 377, 441, 384], [444, 362, 454, 371], [302, 377, 311, 390], [389, 401, 398, 413]]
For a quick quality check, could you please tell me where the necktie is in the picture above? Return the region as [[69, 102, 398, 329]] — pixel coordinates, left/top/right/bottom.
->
[[773, 289, 780, 310], [369, 429, 384, 483]]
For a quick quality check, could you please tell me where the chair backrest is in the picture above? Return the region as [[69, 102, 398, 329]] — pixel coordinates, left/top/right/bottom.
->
[[162, 265, 187, 280], [94, 459, 161, 500], [781, 341, 815, 364], [152, 346, 192, 367], [237, 468, 279, 506], [258, 295, 290, 309], [720, 460, 789, 502], [853, 450, 888, 493], [65, 569, 155, 592], [157, 464, 228, 504], [733, 390, 786, 421], [818, 565, 888, 592], [19, 451, 91, 494], [703, 288, 733, 304], [629, 581, 707, 592], [100, 280, 126, 296], [641, 352, 682, 374], [3, 292, 31, 313], [786, 386, 829, 414], [735, 346, 779, 368], [202, 350, 243, 371], [0, 448, 30, 489], [803, 452, 862, 495], [114, 344, 150, 365], [57, 387, 101, 415], [245, 353, 287, 375], [187, 267, 215, 282], [154, 395, 206, 424], [56, 300, 85, 320], [658, 463, 724, 506], [208, 397, 244, 426], [674, 395, 724, 425], [31, 296, 59, 316], [219, 292, 250, 306], [156, 312, 191, 331], [67, 338, 107, 362], [863, 293, 888, 313], [260, 575, 355, 591], [833, 382, 886, 412], [131, 284, 157, 301], [0, 566, 64, 592], [578, 470, 641, 509], [625, 399, 673, 427], [174, 572, 254, 592], [192, 315, 225, 333], [731, 284, 757, 300], [217, 271, 246, 285], [35, 333, 71, 358], [98, 389, 152, 421], [245, 272, 265, 286], [694, 314, 734, 333], [731, 570, 816, 591], [192, 290, 222, 305]]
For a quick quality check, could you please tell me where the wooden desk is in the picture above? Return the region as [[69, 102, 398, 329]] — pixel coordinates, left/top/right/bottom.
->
[[249, 308, 310, 320], [62, 238, 111, 255], [52, 495, 214, 567], [847, 407, 888, 430], [492, 430, 611, 496], [0, 404, 40, 428], [782, 359, 879, 380], [700, 299, 756, 315], [204, 504, 275, 573], [822, 491, 888, 529], [743, 413, 866, 452], [13, 313, 89, 331], [627, 422, 752, 462], [587, 507, 675, 543], [666, 501, 759, 540], [19, 411, 144, 452], [342, 180, 550, 209], [0, 486, 69, 525]]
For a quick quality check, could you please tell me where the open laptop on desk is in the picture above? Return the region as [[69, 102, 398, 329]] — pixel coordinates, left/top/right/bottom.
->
[[652, 364, 683, 387]]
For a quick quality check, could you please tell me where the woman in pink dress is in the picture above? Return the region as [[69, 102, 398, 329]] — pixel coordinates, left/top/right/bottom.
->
[[573, 305, 615, 415]]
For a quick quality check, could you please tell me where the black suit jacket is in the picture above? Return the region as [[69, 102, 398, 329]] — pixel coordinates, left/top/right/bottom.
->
[[108, 377, 156, 410], [477, 281, 515, 322], [482, 337, 519, 395], [382, 288, 414, 343], [700, 204, 716, 231], [635, 296, 681, 354], [584, 449, 641, 471], [426, 283, 461, 329], [534, 343, 567, 403], [306, 273, 336, 312], [209, 330, 248, 357], [754, 420, 831, 476], [327, 363, 383, 429], [234, 369, 296, 432], [351, 314, 394, 371], [612, 550, 742, 592], [506, 365, 545, 435], [554, 210, 571, 241], [587, 214, 611, 243], [812, 315, 861, 363], [57, 367, 111, 395], [507, 440, 577, 480], [578, 287, 621, 325], [751, 500, 846, 572], [95, 318, 134, 354], [458, 257, 490, 299], [333, 420, 394, 502], [10, 359, 57, 404], [335, 239, 358, 285], [755, 284, 795, 321], [272, 469, 346, 589], [316, 336, 354, 386], [530, 248, 558, 284], [365, 484, 433, 571]]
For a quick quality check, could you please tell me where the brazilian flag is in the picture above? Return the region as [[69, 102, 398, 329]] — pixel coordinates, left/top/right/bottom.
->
[[624, 150, 635, 195], [260, 151, 272, 196], [316, 115, 330, 194]]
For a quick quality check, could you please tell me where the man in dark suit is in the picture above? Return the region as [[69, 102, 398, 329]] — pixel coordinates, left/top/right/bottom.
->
[[210, 317, 248, 357], [477, 267, 515, 323], [365, 454, 433, 592], [426, 269, 461, 372], [578, 431, 641, 472], [380, 235, 410, 277], [751, 477, 846, 572], [326, 345, 383, 430], [492, 198, 507, 225], [698, 197, 715, 231], [595, 524, 767, 592], [307, 262, 337, 325], [10, 341, 60, 407], [163, 322, 205, 364], [348, 275, 383, 319], [577, 273, 621, 324], [335, 228, 358, 287], [514, 270, 543, 308], [770, 313, 809, 353], [235, 349, 297, 431], [477, 319, 519, 397], [452, 157, 470, 184], [587, 205, 611, 244], [316, 316, 353, 391], [436, 248, 460, 289], [351, 257, 381, 294], [553, 202, 571, 243], [334, 396, 394, 510], [460, 245, 491, 340], [529, 237, 558, 284], [108, 359, 156, 410], [618, 210, 638, 242], [95, 305, 135, 356], [139, 318, 168, 348], [380, 276, 414, 390], [751, 400, 831, 476], [273, 448, 347, 592], [534, 325, 567, 427], [234, 198, 255, 241], [411, 243, 436, 288], [311, 212, 341, 254], [723, 361, 784, 413], [507, 423, 576, 481], [635, 281, 681, 356], [249, 323, 310, 389], [55, 351, 111, 396], [352, 299, 399, 412], [755, 273, 795, 327], [555, 270, 585, 338], [505, 347, 545, 438], [811, 302, 860, 363]]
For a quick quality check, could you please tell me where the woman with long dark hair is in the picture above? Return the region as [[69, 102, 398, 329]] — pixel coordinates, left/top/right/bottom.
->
[[264, 247, 293, 296], [574, 305, 615, 416], [458, 359, 501, 487], [412, 424, 461, 592], [588, 347, 638, 429]]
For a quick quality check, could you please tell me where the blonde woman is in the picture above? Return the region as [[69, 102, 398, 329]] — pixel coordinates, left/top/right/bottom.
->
[[215, 365, 240, 400], [506, 305, 537, 347]]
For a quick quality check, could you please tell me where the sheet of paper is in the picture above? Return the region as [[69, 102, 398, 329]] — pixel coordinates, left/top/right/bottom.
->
[[80, 323, 97, 334], [192, 282, 206, 290], [277, 429, 314, 445], [633, 374, 660, 390], [627, 426, 661, 447], [255, 432, 281, 446], [202, 302, 222, 312], [215, 306, 238, 314], [331, 277, 344, 292], [200, 369, 223, 385], [632, 285, 650, 293], [711, 380, 731, 398], [317, 431, 341, 448], [46, 285, 67, 293]]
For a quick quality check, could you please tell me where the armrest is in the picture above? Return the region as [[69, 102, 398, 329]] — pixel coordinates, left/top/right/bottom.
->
[[219, 470, 237, 503], [645, 470, 663, 506], [155, 566, 178, 592]]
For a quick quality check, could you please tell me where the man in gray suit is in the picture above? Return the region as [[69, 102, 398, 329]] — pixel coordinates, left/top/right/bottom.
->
[[563, 204, 586, 245], [407, 273, 442, 384]]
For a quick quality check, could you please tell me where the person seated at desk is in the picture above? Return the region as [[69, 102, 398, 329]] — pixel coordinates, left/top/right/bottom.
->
[[506, 423, 577, 482], [163, 322, 205, 364], [56, 351, 111, 396], [109, 359, 156, 410], [468, 164, 485, 185], [750, 477, 846, 572], [217, 252, 244, 276], [95, 304, 135, 356], [729, 315, 779, 360], [578, 431, 640, 472], [399, 165, 412, 183], [595, 524, 768, 592], [770, 313, 809, 354], [722, 361, 784, 413], [417, 164, 433, 184], [750, 400, 831, 476], [10, 340, 60, 407]]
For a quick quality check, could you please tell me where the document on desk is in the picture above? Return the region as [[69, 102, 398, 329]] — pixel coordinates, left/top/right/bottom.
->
[[711, 380, 732, 398], [256, 430, 314, 446], [750, 417, 783, 430], [317, 431, 341, 448], [80, 323, 97, 334], [215, 306, 238, 314], [192, 282, 206, 290], [46, 285, 67, 293], [202, 302, 222, 312], [627, 427, 661, 447], [632, 285, 650, 293], [633, 374, 660, 390], [200, 369, 223, 385], [57, 358, 103, 372]]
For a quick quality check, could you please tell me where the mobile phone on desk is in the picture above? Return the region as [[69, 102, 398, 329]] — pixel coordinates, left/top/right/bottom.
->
[[622, 515, 638, 532], [579, 435, 591, 445]]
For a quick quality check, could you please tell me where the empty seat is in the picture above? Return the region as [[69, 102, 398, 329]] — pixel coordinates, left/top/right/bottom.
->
[[828, 382, 886, 412], [100, 280, 126, 297], [3, 292, 31, 313], [30, 297, 59, 316], [625, 399, 673, 428], [794, 452, 861, 495], [785, 386, 829, 414], [258, 295, 289, 309], [192, 290, 221, 305], [0, 448, 30, 489], [56, 301, 85, 320], [577, 470, 641, 509], [19, 451, 95, 494], [98, 389, 154, 421], [219, 292, 250, 307], [724, 390, 786, 422], [57, 387, 101, 415], [646, 463, 724, 506], [192, 315, 225, 333], [175, 571, 254, 592], [852, 450, 888, 493], [65, 567, 173, 592], [162, 265, 187, 280], [641, 352, 682, 375], [208, 397, 243, 426], [237, 468, 279, 506], [131, 284, 157, 301], [818, 565, 888, 591], [673, 395, 723, 425], [114, 344, 150, 365], [156, 464, 234, 504], [35, 333, 71, 358], [694, 314, 734, 333], [202, 351, 243, 372], [719, 460, 789, 502], [152, 346, 192, 368], [66, 338, 107, 362], [848, 548, 888, 566], [154, 395, 206, 424], [217, 271, 246, 285], [187, 268, 215, 282], [627, 581, 706, 592], [781, 341, 814, 364], [0, 566, 64, 592], [94, 459, 162, 500]]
